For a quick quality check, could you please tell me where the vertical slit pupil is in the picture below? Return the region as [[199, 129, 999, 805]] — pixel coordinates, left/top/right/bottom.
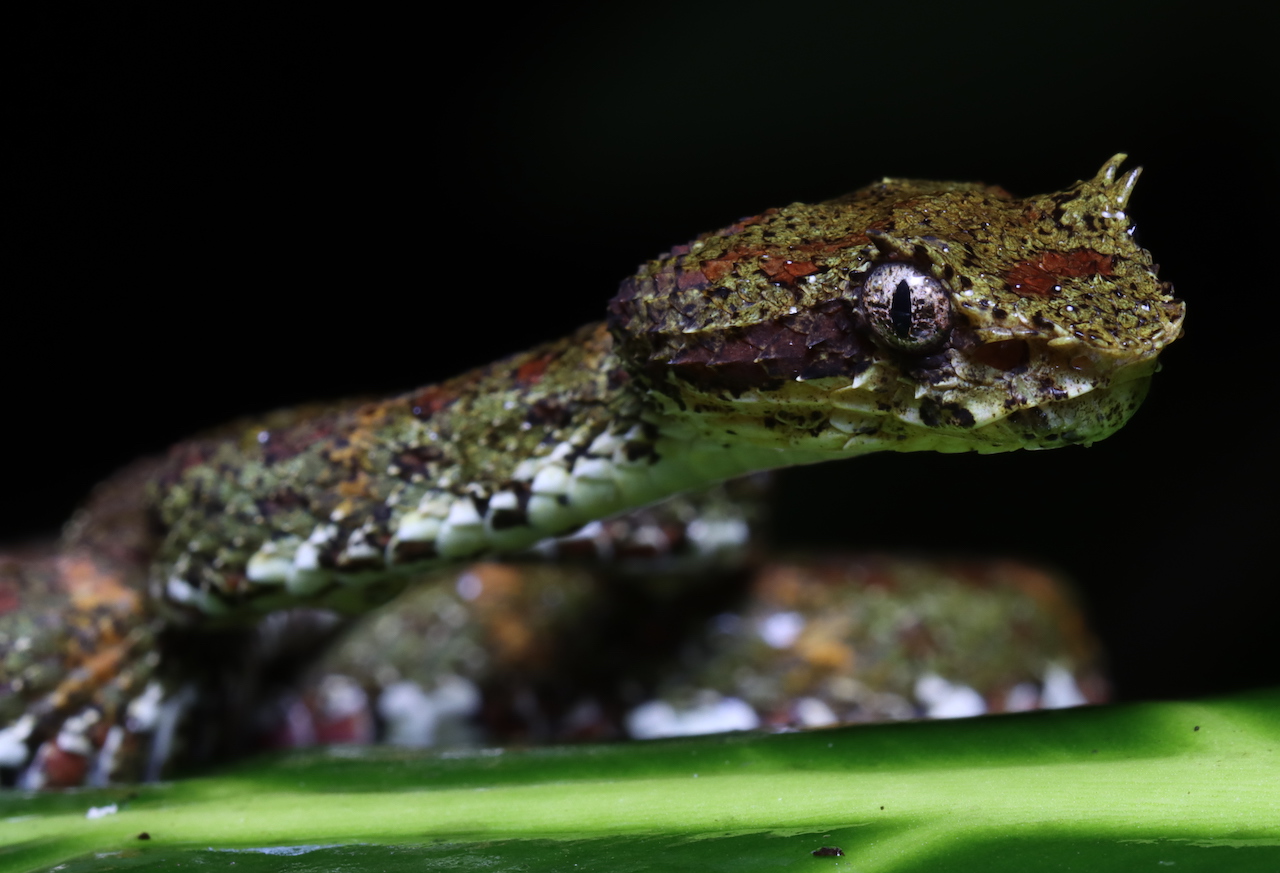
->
[[890, 279, 914, 338]]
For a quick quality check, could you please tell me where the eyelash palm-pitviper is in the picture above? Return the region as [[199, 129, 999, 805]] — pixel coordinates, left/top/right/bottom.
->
[[0, 155, 1184, 787]]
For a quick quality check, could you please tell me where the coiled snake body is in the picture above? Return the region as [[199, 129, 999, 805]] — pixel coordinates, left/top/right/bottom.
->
[[0, 155, 1184, 786]]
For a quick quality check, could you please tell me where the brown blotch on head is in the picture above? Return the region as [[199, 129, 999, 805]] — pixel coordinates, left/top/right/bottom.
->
[[675, 268, 709, 291], [1004, 250, 1114, 298], [701, 258, 735, 284], [674, 230, 870, 290], [759, 257, 820, 283]]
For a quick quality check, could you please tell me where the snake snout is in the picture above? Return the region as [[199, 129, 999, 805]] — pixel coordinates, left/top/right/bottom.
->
[[1002, 373, 1154, 449]]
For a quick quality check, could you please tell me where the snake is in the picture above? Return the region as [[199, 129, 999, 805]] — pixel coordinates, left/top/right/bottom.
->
[[0, 154, 1184, 788]]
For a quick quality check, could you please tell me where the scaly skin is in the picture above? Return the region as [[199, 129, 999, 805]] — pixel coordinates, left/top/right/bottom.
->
[[0, 155, 1184, 786]]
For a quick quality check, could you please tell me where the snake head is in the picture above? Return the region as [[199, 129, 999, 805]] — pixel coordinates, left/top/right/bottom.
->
[[609, 155, 1185, 461]]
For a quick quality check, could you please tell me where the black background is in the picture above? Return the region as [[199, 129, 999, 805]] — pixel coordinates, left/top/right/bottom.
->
[[10, 2, 1276, 702]]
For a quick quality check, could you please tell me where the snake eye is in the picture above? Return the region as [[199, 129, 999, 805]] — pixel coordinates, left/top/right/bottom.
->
[[860, 262, 953, 352]]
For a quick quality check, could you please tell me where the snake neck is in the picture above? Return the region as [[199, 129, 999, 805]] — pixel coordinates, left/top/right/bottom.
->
[[117, 321, 770, 621]]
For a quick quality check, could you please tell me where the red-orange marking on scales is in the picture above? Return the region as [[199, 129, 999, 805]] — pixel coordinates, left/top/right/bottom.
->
[[698, 232, 871, 287], [515, 352, 556, 387], [1004, 250, 1114, 298]]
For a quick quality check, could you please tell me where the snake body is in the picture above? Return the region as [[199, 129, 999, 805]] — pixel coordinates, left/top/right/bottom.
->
[[0, 155, 1184, 786]]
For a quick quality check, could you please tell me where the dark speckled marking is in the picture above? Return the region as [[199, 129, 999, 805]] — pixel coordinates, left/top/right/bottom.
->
[[918, 399, 977, 429], [489, 508, 528, 531]]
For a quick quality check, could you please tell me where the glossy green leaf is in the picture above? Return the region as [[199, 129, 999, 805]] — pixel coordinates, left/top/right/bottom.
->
[[2, 688, 1278, 872]]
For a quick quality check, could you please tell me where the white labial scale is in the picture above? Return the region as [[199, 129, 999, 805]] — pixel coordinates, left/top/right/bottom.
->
[[245, 539, 297, 584], [472, 427, 672, 551], [289, 526, 341, 595], [585, 429, 626, 459], [566, 456, 621, 512], [482, 489, 527, 550], [586, 426, 654, 503], [393, 403, 902, 565], [294, 524, 339, 572], [509, 457, 541, 483], [434, 497, 487, 558], [387, 491, 452, 557], [526, 458, 575, 533], [341, 527, 381, 564], [528, 435, 671, 540], [390, 513, 440, 545], [243, 532, 330, 596]]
